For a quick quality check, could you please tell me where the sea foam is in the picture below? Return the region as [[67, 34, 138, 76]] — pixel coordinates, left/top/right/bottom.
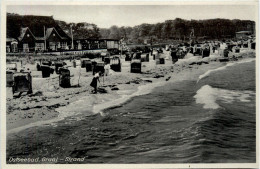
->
[[194, 85, 255, 109], [197, 58, 255, 82]]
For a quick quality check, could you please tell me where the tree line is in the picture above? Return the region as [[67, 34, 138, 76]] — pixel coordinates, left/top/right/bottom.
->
[[7, 13, 255, 43], [100, 18, 255, 43], [55, 20, 100, 39]]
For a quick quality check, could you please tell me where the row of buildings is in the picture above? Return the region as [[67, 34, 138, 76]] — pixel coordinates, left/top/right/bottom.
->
[[7, 27, 253, 53], [6, 27, 119, 53]]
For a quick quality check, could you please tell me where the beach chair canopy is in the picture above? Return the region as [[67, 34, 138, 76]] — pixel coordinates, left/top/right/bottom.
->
[[131, 59, 141, 63], [7, 63, 17, 70]]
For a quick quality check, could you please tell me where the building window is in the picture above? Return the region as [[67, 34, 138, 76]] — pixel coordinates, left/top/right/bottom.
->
[[77, 43, 82, 50], [6, 45, 10, 53], [99, 41, 106, 49], [61, 42, 67, 50], [11, 43, 18, 52], [23, 43, 29, 52], [35, 43, 44, 51], [49, 42, 56, 51]]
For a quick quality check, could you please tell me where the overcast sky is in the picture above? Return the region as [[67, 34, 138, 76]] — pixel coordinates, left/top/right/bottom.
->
[[7, 5, 257, 28]]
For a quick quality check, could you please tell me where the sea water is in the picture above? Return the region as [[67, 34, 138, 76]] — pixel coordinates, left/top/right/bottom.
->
[[7, 60, 256, 163]]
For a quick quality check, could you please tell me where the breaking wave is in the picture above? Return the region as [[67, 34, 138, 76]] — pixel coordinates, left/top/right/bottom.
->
[[197, 58, 255, 82], [194, 85, 255, 109]]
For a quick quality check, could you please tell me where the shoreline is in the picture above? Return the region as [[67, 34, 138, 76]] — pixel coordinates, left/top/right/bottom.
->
[[6, 49, 256, 134], [97, 56, 256, 115]]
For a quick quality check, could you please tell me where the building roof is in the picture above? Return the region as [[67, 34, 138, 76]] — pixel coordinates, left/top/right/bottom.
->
[[45, 28, 56, 39], [7, 14, 72, 41], [236, 31, 251, 34], [18, 27, 69, 42], [18, 27, 37, 41], [45, 27, 68, 40], [6, 37, 17, 42], [35, 37, 45, 41]]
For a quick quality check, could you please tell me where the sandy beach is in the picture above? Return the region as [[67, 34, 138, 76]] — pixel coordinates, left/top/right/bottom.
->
[[6, 48, 256, 133]]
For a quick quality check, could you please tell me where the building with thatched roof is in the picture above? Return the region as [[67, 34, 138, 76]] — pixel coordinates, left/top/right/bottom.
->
[[6, 13, 119, 53], [16, 27, 71, 52]]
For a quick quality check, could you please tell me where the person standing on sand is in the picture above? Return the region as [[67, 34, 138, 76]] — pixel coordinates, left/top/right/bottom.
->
[[90, 71, 100, 94]]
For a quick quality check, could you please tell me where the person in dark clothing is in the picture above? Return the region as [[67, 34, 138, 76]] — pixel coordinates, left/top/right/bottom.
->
[[171, 48, 178, 63], [223, 47, 229, 57], [90, 72, 100, 94]]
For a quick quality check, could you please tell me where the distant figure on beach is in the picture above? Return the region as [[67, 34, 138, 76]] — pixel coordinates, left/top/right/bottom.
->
[[212, 45, 216, 53], [223, 47, 229, 58], [90, 71, 100, 94], [219, 42, 227, 57], [104, 64, 110, 76]]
